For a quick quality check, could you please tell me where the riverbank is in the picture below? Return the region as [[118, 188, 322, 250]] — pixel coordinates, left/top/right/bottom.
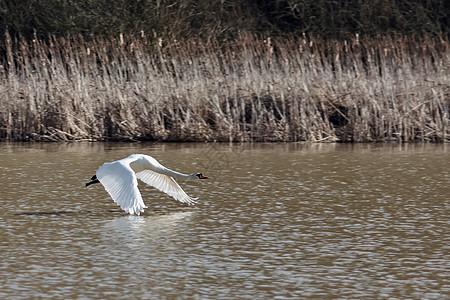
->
[[1, 32, 448, 142]]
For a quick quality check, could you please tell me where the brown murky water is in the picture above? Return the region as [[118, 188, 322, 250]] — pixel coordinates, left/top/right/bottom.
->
[[0, 142, 449, 299]]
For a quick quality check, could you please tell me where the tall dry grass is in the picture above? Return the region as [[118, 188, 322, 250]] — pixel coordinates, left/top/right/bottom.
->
[[0, 32, 449, 142]]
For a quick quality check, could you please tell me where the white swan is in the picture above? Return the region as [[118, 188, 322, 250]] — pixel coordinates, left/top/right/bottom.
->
[[85, 154, 208, 215]]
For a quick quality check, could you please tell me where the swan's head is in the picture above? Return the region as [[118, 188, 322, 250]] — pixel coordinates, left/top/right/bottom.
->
[[195, 173, 208, 179]]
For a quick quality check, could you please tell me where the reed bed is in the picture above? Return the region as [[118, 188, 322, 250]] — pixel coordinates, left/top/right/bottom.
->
[[0, 32, 449, 142]]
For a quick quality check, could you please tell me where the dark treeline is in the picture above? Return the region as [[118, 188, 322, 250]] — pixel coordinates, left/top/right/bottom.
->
[[0, 0, 449, 42], [0, 1, 449, 142]]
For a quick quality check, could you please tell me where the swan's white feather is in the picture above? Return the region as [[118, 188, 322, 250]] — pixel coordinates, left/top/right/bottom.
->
[[96, 159, 147, 215], [136, 170, 198, 205], [95, 154, 199, 215]]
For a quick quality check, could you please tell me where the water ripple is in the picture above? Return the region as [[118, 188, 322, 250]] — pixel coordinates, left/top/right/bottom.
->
[[0, 143, 448, 298]]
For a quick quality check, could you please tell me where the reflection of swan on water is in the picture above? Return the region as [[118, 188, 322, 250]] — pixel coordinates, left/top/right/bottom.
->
[[103, 211, 195, 243], [99, 212, 195, 274], [85, 154, 208, 215]]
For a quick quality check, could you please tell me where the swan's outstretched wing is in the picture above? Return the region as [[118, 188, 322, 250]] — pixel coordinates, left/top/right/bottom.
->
[[136, 170, 198, 205], [97, 160, 147, 215]]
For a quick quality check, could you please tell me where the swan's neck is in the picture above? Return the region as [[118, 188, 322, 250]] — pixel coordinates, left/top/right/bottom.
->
[[131, 155, 196, 180], [161, 168, 194, 180]]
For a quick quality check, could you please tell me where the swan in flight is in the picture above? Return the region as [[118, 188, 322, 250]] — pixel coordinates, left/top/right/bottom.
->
[[85, 154, 208, 215]]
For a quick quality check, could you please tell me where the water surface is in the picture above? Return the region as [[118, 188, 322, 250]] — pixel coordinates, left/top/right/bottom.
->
[[0, 142, 448, 298]]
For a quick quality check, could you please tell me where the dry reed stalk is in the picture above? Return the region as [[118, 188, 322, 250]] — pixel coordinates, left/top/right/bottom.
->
[[0, 31, 448, 142]]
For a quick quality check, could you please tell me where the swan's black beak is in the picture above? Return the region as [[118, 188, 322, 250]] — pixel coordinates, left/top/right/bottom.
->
[[85, 175, 100, 187], [197, 173, 208, 179]]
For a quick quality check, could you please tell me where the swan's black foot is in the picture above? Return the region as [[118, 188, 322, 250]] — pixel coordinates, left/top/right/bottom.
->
[[85, 175, 100, 187]]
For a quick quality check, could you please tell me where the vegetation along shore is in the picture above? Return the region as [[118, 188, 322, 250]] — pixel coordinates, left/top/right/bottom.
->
[[1, 32, 448, 142]]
